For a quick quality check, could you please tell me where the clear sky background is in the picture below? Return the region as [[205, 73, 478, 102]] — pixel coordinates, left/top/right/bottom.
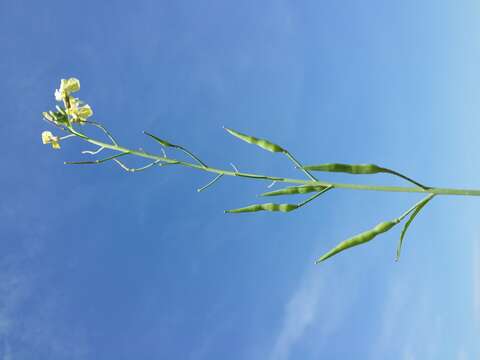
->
[[1, 0, 480, 359]]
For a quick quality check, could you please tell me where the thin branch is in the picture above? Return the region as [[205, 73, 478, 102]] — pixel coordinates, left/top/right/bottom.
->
[[64, 152, 129, 165], [83, 120, 118, 145], [285, 151, 317, 181], [267, 181, 277, 189], [297, 185, 333, 208], [82, 146, 105, 155], [230, 163, 239, 172], [59, 134, 76, 140], [113, 159, 162, 172], [197, 174, 224, 192], [176, 145, 207, 167]]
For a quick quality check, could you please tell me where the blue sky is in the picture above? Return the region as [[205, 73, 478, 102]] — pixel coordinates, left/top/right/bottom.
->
[[1, 0, 480, 359]]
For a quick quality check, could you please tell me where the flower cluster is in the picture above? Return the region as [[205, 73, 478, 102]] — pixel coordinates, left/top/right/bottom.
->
[[41, 77, 94, 149]]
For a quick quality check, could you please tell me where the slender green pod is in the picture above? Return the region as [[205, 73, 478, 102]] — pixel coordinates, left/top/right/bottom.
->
[[143, 131, 176, 148], [261, 185, 326, 197], [224, 127, 286, 153], [396, 194, 435, 261], [225, 203, 298, 213], [316, 220, 400, 263], [227, 186, 332, 214], [223, 127, 317, 181], [316, 193, 436, 263], [303, 163, 427, 189], [143, 131, 207, 167], [305, 163, 390, 174]]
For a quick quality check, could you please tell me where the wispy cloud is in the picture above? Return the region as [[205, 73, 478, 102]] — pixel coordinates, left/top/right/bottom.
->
[[269, 271, 323, 360], [270, 274, 322, 360], [370, 276, 442, 360], [268, 265, 357, 360]]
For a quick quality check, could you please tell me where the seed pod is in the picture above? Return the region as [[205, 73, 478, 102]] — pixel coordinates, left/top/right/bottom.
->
[[224, 127, 286, 153], [316, 220, 399, 263], [304, 163, 387, 174], [261, 185, 326, 197], [225, 203, 298, 213], [144, 131, 207, 166], [143, 131, 175, 148], [396, 194, 435, 261], [304, 163, 427, 189]]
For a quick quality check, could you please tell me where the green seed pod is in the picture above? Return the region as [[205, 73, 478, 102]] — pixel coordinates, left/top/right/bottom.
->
[[143, 131, 175, 148], [396, 194, 435, 261], [304, 163, 385, 174], [224, 127, 285, 153], [261, 185, 326, 197], [316, 220, 399, 263], [304, 163, 427, 189], [225, 203, 298, 213], [144, 131, 207, 166]]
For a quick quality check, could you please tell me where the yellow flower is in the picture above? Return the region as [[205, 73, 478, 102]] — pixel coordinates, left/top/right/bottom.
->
[[54, 78, 80, 101], [41, 131, 61, 149], [77, 104, 93, 119], [67, 97, 93, 122]]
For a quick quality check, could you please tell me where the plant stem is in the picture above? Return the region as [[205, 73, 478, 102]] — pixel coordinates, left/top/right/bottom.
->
[[68, 128, 480, 197]]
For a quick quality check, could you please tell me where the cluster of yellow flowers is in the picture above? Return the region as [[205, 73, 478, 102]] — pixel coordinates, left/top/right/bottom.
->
[[42, 77, 93, 149]]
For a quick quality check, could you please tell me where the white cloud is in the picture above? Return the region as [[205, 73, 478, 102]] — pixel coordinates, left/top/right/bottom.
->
[[269, 270, 323, 360], [268, 264, 357, 360], [370, 276, 442, 360]]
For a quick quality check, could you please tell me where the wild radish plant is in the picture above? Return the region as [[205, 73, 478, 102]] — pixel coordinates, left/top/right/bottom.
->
[[41, 78, 480, 263]]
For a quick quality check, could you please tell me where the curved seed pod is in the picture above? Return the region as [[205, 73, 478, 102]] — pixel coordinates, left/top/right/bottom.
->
[[303, 163, 427, 189], [144, 131, 207, 167], [224, 127, 285, 153], [316, 220, 399, 263], [225, 203, 298, 213], [396, 194, 435, 261], [143, 131, 175, 148], [261, 185, 326, 197]]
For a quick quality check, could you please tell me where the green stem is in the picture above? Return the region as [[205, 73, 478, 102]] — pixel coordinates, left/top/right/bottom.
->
[[285, 152, 317, 181], [297, 185, 333, 208], [67, 128, 480, 197]]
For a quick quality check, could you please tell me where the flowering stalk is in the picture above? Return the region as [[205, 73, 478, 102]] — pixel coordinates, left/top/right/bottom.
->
[[41, 78, 480, 263]]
